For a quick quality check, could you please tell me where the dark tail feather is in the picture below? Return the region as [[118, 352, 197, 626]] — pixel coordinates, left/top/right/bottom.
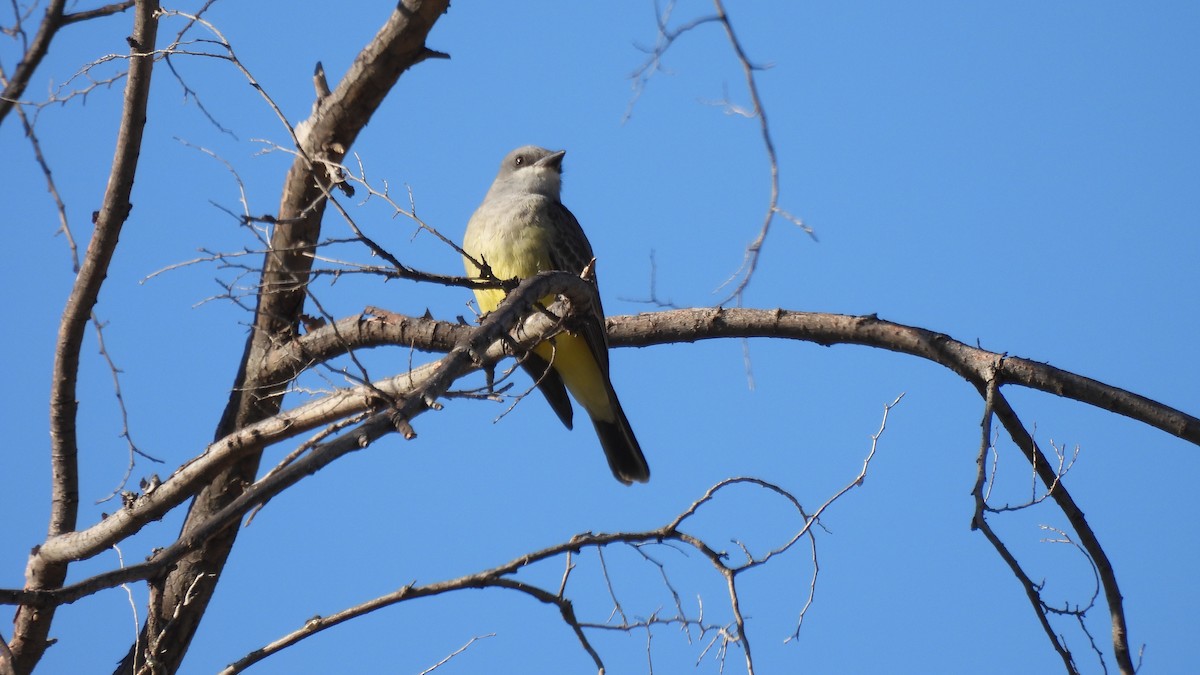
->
[[591, 398, 650, 485]]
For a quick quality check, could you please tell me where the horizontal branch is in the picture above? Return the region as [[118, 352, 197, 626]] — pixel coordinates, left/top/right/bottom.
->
[[261, 305, 469, 383], [62, 1, 135, 25], [607, 308, 1200, 447], [271, 307, 1200, 450]]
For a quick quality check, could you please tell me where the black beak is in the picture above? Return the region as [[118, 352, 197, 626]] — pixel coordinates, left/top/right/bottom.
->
[[537, 149, 566, 171]]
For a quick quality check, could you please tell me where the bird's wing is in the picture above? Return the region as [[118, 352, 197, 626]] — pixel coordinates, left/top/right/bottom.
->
[[544, 201, 611, 373]]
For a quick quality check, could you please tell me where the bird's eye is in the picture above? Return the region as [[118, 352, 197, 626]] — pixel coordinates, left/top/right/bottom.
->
[[514, 155, 525, 167]]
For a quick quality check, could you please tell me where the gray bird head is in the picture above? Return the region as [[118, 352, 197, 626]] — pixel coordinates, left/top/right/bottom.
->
[[486, 145, 566, 200]]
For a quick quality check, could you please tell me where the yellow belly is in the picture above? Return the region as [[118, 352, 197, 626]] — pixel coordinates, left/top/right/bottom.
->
[[462, 198, 614, 423]]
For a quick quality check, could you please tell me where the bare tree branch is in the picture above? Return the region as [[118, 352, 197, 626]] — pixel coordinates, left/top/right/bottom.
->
[[0, 0, 66, 126], [265, 306, 1200, 452], [608, 310, 1200, 447], [227, 305, 1185, 470], [61, 1, 135, 26], [111, 3, 451, 671], [9, 2, 159, 670], [218, 398, 896, 673], [0, 0, 135, 125], [219, 470, 873, 674]]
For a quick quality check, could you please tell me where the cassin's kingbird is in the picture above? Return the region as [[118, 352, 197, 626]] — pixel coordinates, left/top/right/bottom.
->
[[462, 146, 650, 485]]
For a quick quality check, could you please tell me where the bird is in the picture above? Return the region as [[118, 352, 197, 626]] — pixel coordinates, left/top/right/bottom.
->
[[462, 145, 650, 485]]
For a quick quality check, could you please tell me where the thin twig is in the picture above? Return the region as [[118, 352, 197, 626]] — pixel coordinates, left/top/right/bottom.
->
[[972, 372, 1082, 675], [91, 311, 164, 506], [0, 63, 79, 271], [987, 387, 1135, 674], [710, 0, 815, 304], [416, 634, 496, 675], [220, 472, 866, 674]]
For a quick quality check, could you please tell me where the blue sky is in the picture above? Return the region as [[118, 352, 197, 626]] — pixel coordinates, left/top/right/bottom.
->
[[3, 1, 1198, 673]]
